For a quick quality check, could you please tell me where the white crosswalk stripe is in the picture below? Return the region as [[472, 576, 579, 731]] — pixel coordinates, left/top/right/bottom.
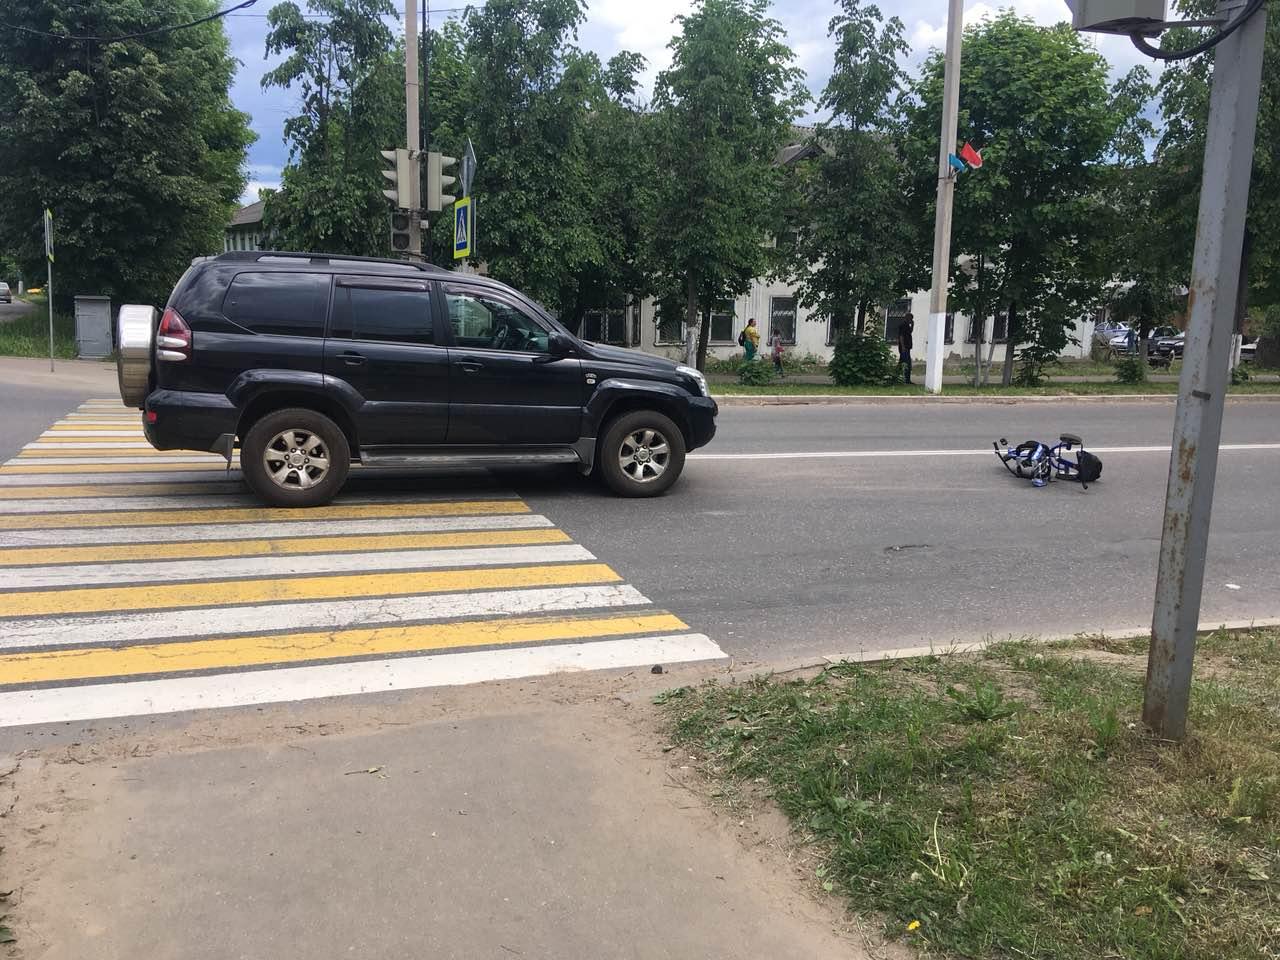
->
[[0, 401, 724, 726]]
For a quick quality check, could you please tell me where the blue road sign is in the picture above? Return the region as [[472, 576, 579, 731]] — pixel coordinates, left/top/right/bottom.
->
[[454, 197, 473, 260]]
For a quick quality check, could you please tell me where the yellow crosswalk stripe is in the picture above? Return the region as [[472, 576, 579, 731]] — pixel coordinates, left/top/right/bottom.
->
[[0, 499, 528, 530], [0, 612, 688, 687], [0, 462, 234, 475], [18, 449, 207, 458], [0, 483, 241, 500], [0, 527, 571, 567], [46, 424, 145, 432], [27, 437, 148, 444], [0, 562, 622, 617]]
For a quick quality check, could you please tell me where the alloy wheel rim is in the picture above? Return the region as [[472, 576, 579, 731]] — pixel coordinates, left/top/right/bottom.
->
[[619, 428, 670, 483], [263, 429, 330, 490]]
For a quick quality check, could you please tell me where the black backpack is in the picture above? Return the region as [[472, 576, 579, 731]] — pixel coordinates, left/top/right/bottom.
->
[[1077, 450, 1103, 488], [737, 330, 746, 347]]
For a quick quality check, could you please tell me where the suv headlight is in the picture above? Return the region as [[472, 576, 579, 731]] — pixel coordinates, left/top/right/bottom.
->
[[677, 365, 709, 397]]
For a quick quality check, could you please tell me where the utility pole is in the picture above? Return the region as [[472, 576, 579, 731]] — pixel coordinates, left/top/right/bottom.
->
[[925, 0, 963, 395], [1144, 0, 1267, 739], [403, 0, 422, 258]]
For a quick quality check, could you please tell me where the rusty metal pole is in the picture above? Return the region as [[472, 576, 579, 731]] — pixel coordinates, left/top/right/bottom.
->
[[1144, 0, 1267, 740]]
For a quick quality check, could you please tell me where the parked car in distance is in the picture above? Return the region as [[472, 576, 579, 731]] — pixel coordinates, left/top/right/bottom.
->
[[116, 251, 718, 507], [0, 282, 10, 303], [1155, 331, 1185, 358], [1240, 336, 1257, 363]]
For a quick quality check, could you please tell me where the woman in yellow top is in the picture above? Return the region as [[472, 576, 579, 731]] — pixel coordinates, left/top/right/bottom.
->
[[740, 318, 760, 361]]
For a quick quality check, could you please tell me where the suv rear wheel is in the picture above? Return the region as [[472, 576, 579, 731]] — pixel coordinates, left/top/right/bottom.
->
[[598, 410, 686, 497], [241, 408, 350, 508]]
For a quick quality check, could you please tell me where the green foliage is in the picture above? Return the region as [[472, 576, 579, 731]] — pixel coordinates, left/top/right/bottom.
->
[[829, 333, 893, 386], [649, 0, 808, 368], [661, 630, 1280, 960], [260, 0, 402, 256], [946, 681, 1018, 722], [785, 1, 917, 337], [1156, 1, 1280, 310], [737, 360, 776, 386], [0, 308, 77, 359], [1115, 356, 1147, 384], [1231, 364, 1251, 386], [0, 0, 254, 309], [903, 13, 1143, 383]]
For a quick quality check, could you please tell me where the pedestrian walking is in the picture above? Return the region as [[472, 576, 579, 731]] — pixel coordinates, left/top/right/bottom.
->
[[770, 330, 785, 376], [897, 312, 915, 384], [741, 318, 760, 362]]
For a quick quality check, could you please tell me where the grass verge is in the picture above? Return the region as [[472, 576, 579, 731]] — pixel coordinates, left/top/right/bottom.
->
[[712, 381, 1280, 397], [0, 307, 76, 359], [660, 628, 1280, 960]]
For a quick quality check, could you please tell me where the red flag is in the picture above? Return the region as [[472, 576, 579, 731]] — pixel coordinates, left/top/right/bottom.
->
[[959, 142, 983, 169]]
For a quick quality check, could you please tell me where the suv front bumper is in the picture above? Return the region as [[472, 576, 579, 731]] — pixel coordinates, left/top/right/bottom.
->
[[687, 396, 717, 449], [144, 390, 238, 453]]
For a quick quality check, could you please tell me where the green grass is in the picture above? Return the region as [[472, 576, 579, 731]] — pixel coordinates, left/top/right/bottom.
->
[[712, 381, 1280, 397], [0, 307, 76, 358], [660, 628, 1280, 960]]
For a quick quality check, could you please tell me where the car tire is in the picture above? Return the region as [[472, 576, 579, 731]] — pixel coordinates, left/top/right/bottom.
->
[[598, 410, 686, 498], [241, 408, 350, 508]]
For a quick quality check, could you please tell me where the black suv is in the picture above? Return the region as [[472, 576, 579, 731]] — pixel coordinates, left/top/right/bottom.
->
[[117, 252, 717, 507]]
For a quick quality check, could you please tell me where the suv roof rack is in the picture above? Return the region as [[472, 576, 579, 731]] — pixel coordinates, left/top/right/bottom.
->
[[213, 251, 448, 274]]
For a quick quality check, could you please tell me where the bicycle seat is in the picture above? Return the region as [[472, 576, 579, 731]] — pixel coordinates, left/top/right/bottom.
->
[[1060, 432, 1082, 446]]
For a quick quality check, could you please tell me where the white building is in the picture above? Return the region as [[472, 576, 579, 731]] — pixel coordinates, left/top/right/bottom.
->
[[583, 283, 1102, 364]]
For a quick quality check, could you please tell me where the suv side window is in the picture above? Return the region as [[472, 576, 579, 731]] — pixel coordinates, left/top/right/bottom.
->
[[223, 272, 329, 337], [445, 287, 550, 354], [330, 280, 433, 344]]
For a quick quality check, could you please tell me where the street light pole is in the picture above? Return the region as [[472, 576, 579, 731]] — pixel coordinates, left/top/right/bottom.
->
[[1144, 0, 1267, 740], [403, 0, 422, 258], [925, 0, 964, 395]]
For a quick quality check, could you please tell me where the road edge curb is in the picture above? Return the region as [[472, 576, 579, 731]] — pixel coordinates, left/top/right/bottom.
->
[[712, 393, 1280, 406]]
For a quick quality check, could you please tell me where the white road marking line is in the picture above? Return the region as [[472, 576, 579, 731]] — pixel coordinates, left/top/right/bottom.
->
[[0, 513, 554, 547], [2, 543, 597, 590], [689, 442, 1280, 461], [39, 430, 147, 437], [0, 633, 726, 728], [0, 584, 652, 651], [0, 471, 240, 487], [25, 442, 156, 450]]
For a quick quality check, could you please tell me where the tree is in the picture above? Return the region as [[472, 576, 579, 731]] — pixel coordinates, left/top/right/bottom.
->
[[650, 0, 808, 370], [0, 0, 253, 309], [260, 0, 403, 256], [1154, 0, 1280, 358], [902, 13, 1136, 385], [785, 0, 917, 341]]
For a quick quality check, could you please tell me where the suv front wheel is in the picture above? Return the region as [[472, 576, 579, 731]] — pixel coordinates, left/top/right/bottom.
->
[[242, 408, 351, 508], [598, 410, 686, 497]]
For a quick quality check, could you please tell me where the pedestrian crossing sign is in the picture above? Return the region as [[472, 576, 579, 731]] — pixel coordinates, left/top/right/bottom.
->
[[453, 197, 473, 260]]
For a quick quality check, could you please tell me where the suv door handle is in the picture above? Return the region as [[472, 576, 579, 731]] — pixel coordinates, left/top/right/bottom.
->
[[454, 360, 484, 374], [338, 351, 366, 366]]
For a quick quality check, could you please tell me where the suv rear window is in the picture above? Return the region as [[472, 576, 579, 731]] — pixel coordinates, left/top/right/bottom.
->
[[223, 272, 329, 337]]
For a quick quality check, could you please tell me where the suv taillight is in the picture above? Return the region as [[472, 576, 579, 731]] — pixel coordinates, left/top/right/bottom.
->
[[156, 307, 191, 362]]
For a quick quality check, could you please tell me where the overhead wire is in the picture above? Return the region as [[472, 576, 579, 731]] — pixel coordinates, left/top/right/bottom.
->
[[3, 0, 259, 43], [1131, 0, 1268, 61]]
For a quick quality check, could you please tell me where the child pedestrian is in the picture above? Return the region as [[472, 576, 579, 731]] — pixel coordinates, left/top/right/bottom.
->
[[770, 330, 785, 376]]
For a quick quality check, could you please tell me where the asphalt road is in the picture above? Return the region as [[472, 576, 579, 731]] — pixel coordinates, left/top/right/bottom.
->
[[516, 400, 1280, 662], [1, 378, 1276, 665]]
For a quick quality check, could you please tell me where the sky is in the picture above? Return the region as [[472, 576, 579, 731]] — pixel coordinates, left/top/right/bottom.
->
[[224, 0, 1163, 204]]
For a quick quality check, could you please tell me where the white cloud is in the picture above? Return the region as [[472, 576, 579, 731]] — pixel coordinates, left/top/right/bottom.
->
[[239, 180, 279, 205]]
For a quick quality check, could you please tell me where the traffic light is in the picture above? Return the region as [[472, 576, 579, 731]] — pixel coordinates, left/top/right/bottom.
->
[[380, 148, 412, 208], [389, 210, 413, 252], [426, 151, 458, 213]]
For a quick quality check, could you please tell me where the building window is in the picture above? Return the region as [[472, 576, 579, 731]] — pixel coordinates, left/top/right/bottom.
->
[[769, 296, 797, 345], [966, 315, 986, 343], [582, 306, 626, 345], [993, 312, 1009, 343], [944, 313, 955, 345], [630, 303, 641, 348], [883, 298, 912, 344], [710, 301, 735, 344], [656, 299, 684, 345]]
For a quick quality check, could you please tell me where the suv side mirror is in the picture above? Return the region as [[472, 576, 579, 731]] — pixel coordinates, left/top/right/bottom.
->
[[547, 332, 573, 358]]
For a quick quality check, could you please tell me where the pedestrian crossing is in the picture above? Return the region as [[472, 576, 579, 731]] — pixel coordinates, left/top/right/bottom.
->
[[0, 400, 725, 727]]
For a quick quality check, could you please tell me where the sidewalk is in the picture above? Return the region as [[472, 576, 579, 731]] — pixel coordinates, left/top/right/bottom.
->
[[1, 670, 869, 960], [0, 356, 118, 393]]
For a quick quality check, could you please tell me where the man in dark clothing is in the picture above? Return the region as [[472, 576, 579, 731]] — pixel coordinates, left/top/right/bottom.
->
[[897, 312, 915, 384]]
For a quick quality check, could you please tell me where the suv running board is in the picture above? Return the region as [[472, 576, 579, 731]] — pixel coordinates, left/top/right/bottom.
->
[[360, 441, 595, 475]]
